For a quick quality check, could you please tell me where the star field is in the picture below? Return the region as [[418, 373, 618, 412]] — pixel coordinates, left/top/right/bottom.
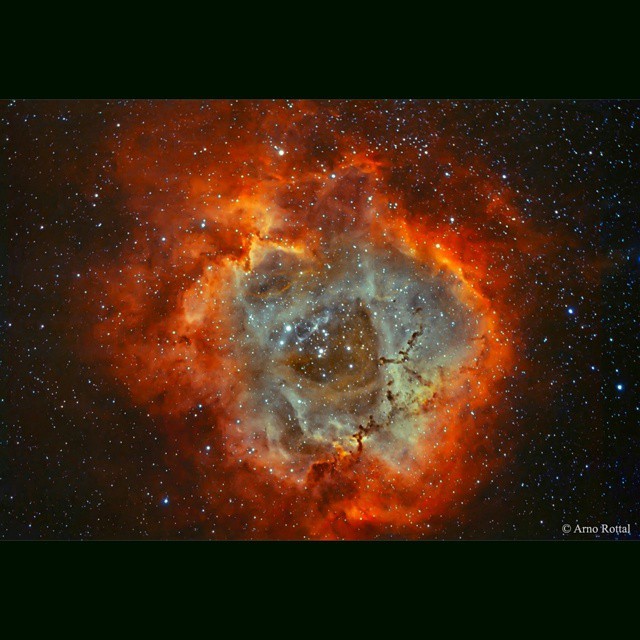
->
[[2, 99, 638, 539]]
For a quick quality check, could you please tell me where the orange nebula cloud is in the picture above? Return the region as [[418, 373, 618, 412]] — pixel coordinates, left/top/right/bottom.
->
[[78, 100, 545, 539]]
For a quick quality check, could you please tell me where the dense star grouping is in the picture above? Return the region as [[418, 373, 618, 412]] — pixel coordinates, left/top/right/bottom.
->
[[3, 100, 639, 539]]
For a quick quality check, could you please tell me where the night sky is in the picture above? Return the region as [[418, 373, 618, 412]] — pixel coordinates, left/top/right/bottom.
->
[[2, 99, 638, 540]]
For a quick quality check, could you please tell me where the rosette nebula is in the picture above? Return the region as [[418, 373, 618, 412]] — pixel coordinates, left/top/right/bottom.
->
[[4, 100, 639, 539]]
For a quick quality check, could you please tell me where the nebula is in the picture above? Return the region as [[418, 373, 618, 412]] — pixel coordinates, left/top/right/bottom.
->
[[78, 100, 547, 539], [6, 98, 637, 541]]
